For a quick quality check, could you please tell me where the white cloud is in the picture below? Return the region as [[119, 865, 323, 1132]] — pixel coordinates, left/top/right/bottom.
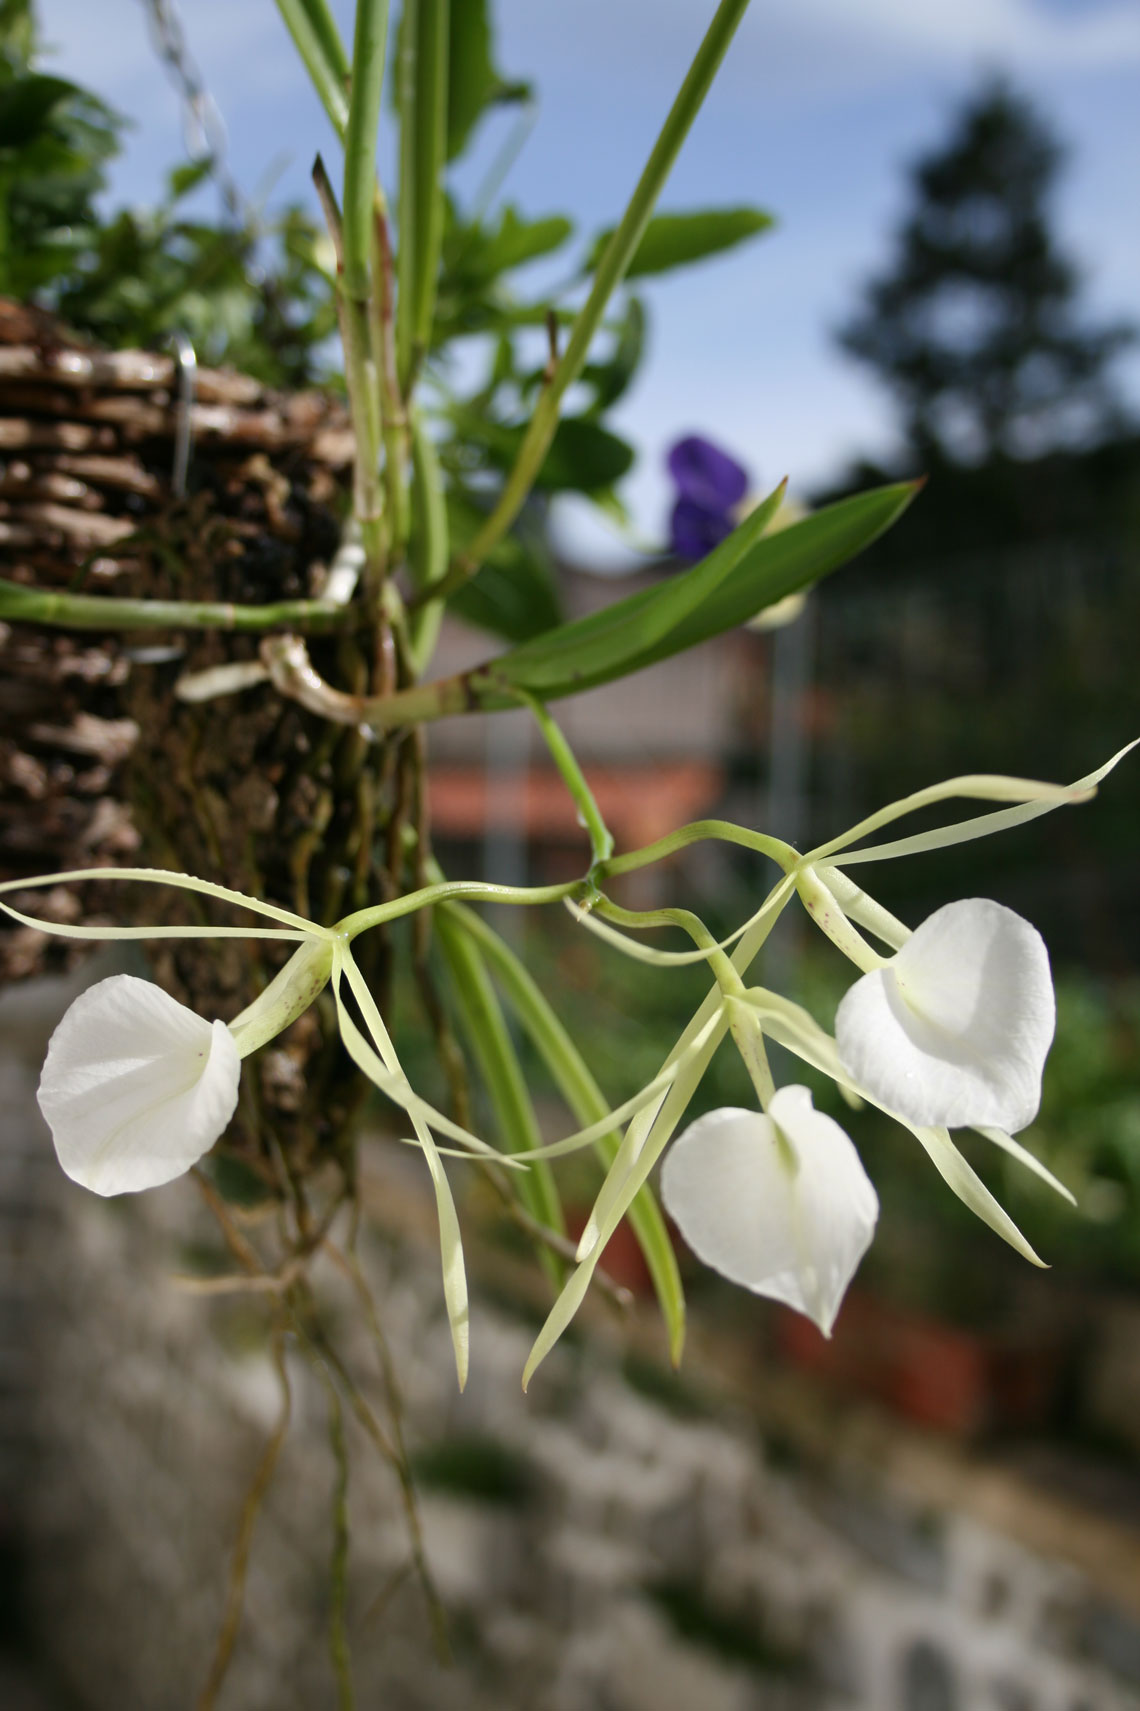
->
[[796, 0, 1140, 68]]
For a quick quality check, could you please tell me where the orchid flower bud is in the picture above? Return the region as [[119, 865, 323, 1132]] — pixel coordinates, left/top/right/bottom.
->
[[835, 898, 1054, 1133], [661, 1085, 879, 1336], [37, 974, 242, 1196]]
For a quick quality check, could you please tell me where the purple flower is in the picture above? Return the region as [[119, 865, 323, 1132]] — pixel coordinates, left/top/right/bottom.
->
[[667, 434, 750, 562]]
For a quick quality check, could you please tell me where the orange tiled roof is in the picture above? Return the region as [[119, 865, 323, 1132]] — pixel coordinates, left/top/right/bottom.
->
[[427, 760, 723, 852]]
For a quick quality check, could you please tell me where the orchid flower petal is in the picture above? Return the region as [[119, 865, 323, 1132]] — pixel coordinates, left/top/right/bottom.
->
[[37, 974, 240, 1196], [661, 1087, 878, 1336], [822, 740, 1137, 870], [835, 898, 1054, 1133]]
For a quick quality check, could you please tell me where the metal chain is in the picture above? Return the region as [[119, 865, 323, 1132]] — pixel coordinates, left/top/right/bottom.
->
[[135, 0, 247, 227]]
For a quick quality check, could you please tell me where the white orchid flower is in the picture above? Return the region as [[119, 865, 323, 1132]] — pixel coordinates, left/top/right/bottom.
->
[[32, 930, 338, 1196], [835, 898, 1054, 1133], [661, 1085, 878, 1336], [519, 746, 1135, 1391], [1, 865, 338, 1198], [37, 974, 243, 1196]]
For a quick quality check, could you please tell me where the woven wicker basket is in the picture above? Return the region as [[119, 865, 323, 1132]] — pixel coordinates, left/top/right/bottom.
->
[[0, 299, 398, 1171]]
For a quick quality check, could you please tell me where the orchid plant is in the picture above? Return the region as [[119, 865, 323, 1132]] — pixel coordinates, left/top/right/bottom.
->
[[8, 740, 1132, 1387], [0, 0, 1134, 1697]]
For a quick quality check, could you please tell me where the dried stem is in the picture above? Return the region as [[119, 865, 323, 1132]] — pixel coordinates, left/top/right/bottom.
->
[[326, 1244, 451, 1661], [196, 1330, 292, 1711], [323, 1369, 356, 1711]]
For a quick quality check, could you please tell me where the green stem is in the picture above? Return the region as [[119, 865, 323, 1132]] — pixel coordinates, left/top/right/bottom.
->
[[374, 208, 411, 559], [340, 1, 390, 595], [274, 0, 350, 136], [407, 409, 447, 672], [0, 576, 355, 634], [440, 0, 753, 594], [395, 0, 448, 392], [594, 896, 745, 995], [521, 693, 613, 867], [598, 818, 795, 879], [338, 285, 386, 583], [314, 153, 386, 588], [342, 0, 389, 303], [336, 875, 583, 941]]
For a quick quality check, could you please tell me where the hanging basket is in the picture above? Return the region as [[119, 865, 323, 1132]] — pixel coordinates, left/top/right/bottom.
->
[[0, 300, 403, 1171]]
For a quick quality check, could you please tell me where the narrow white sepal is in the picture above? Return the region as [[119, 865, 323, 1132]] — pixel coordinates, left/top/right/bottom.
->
[[661, 1086, 878, 1336], [37, 974, 241, 1196], [835, 898, 1054, 1134]]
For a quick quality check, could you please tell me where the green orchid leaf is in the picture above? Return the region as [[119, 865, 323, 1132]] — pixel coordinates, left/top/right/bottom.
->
[[468, 478, 789, 701], [446, 0, 531, 160], [476, 481, 918, 703], [581, 295, 646, 414], [471, 413, 635, 496], [167, 159, 214, 201], [449, 206, 575, 287], [585, 206, 774, 280], [446, 0, 494, 158], [446, 524, 562, 641], [445, 491, 562, 641], [533, 416, 635, 494]]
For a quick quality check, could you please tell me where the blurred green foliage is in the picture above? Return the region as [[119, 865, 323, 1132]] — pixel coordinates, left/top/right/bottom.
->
[[0, 0, 338, 385], [0, 0, 776, 647]]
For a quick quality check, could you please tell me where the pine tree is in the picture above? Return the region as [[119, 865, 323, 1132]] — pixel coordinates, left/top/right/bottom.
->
[[839, 79, 1134, 467]]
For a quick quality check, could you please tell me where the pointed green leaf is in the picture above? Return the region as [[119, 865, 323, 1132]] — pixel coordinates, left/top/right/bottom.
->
[[475, 415, 635, 496], [444, 495, 562, 641], [446, 0, 531, 160], [908, 1125, 1044, 1267], [474, 481, 918, 705], [443, 206, 572, 290], [474, 208, 575, 279], [585, 206, 774, 279], [167, 160, 214, 200], [446, 0, 495, 159], [479, 479, 789, 699]]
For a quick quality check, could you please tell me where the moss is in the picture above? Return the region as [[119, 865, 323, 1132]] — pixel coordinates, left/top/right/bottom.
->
[[410, 1435, 539, 1509], [621, 1352, 713, 1420], [645, 1575, 810, 1677]]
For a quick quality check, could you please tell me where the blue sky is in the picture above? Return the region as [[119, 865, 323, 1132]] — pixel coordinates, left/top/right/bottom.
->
[[36, 0, 1140, 563]]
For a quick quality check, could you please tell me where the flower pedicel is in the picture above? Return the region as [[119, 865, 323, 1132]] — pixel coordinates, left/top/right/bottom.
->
[[5, 744, 1136, 1385]]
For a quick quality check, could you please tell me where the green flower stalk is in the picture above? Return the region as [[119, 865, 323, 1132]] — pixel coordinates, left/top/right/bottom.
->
[[520, 744, 1135, 1387]]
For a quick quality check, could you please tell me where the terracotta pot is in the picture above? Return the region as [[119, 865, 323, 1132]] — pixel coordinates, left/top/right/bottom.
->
[[774, 1290, 1064, 1437]]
